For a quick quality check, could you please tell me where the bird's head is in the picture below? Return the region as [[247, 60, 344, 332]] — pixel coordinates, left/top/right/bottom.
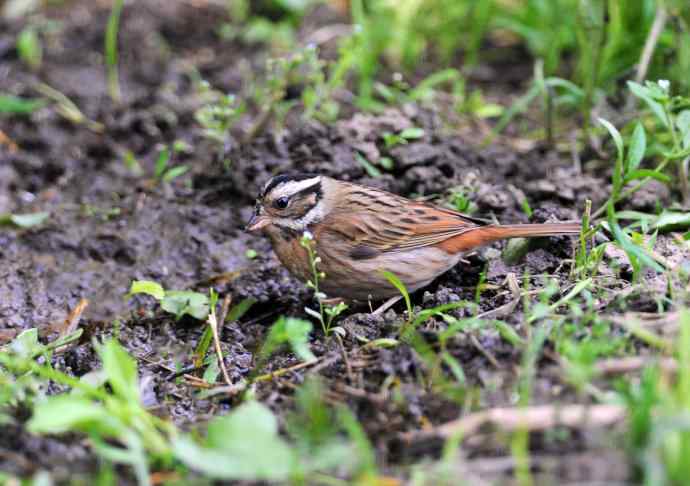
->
[[245, 173, 326, 234]]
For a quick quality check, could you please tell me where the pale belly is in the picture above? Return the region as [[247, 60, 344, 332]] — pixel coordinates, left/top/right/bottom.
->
[[317, 246, 460, 301], [268, 230, 459, 301]]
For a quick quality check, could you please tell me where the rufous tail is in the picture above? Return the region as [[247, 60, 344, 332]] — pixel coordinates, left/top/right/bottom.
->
[[439, 222, 581, 254]]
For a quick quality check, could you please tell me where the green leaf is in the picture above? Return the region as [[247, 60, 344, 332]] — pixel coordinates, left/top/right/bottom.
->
[[17, 26, 42, 70], [628, 81, 668, 128], [408, 68, 461, 101], [173, 401, 294, 481], [623, 169, 671, 184], [627, 81, 668, 128], [494, 320, 525, 347], [607, 204, 663, 273], [413, 302, 470, 329], [154, 147, 170, 179], [626, 122, 646, 172], [598, 117, 624, 194], [381, 270, 411, 318], [379, 156, 394, 170], [654, 211, 690, 231], [193, 327, 214, 368], [544, 77, 585, 100], [162, 165, 189, 183], [8, 328, 42, 358], [128, 280, 165, 300], [226, 298, 256, 322], [441, 351, 466, 384], [0, 94, 45, 114], [399, 127, 425, 140], [337, 405, 377, 476], [597, 117, 624, 163], [202, 357, 220, 384], [28, 396, 116, 435], [0, 212, 50, 228], [261, 317, 315, 362], [99, 339, 139, 403], [161, 291, 209, 320], [355, 153, 382, 178]]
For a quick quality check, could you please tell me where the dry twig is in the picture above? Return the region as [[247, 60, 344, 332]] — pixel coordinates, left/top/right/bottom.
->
[[55, 298, 89, 354], [400, 403, 626, 443], [208, 295, 233, 387]]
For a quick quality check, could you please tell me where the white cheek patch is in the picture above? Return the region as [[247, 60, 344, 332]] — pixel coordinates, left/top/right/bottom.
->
[[271, 177, 321, 200], [296, 200, 325, 226]]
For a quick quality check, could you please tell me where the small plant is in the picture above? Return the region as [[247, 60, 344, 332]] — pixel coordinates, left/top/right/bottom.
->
[[175, 380, 370, 483], [245, 46, 332, 140], [0, 94, 45, 115], [258, 317, 316, 365], [122, 150, 143, 176], [301, 40, 358, 122], [194, 80, 245, 158], [153, 146, 189, 184], [447, 186, 477, 214], [173, 401, 296, 481], [17, 25, 42, 71], [5, 339, 175, 485], [355, 152, 387, 178], [193, 297, 255, 376], [570, 200, 606, 279], [1, 328, 82, 423], [128, 280, 208, 320], [300, 232, 348, 336], [80, 204, 121, 221], [597, 114, 665, 281], [627, 80, 690, 204], [381, 127, 424, 148]]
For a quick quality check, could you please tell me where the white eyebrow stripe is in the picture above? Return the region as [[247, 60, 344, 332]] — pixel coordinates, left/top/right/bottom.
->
[[271, 177, 321, 199]]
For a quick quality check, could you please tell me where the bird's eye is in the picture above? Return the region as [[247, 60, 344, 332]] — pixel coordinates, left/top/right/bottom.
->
[[273, 197, 289, 209]]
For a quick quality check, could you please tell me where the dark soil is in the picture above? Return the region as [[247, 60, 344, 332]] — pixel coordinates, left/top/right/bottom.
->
[[0, 1, 680, 483]]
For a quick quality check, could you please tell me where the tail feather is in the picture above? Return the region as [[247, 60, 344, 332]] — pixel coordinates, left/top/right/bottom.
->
[[439, 222, 581, 254]]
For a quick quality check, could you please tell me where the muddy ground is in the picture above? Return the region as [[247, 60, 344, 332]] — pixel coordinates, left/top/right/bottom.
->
[[0, 1, 684, 484]]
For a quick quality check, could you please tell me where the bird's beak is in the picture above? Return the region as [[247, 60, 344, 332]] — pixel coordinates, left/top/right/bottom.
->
[[245, 211, 271, 232]]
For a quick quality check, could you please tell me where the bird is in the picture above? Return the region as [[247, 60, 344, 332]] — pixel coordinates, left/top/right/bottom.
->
[[245, 173, 581, 303]]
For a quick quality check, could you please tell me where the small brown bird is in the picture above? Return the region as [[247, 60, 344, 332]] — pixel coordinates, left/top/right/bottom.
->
[[245, 174, 580, 302]]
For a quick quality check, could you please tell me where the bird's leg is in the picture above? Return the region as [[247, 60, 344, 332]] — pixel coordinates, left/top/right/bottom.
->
[[371, 295, 403, 316]]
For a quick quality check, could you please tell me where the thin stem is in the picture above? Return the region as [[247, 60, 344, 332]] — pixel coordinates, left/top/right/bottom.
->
[[681, 157, 690, 205], [303, 236, 328, 334], [105, 0, 124, 103], [663, 101, 680, 152], [634, 3, 668, 84]]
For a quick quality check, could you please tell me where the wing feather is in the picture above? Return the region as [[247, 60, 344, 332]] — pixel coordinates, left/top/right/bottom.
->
[[317, 194, 483, 258]]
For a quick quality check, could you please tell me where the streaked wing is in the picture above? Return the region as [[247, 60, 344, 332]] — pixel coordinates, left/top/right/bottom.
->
[[318, 188, 484, 258]]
